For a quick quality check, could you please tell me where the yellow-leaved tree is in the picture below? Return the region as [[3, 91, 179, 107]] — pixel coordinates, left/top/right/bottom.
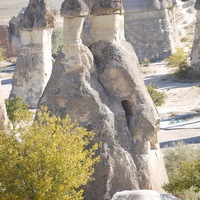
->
[[0, 106, 99, 200]]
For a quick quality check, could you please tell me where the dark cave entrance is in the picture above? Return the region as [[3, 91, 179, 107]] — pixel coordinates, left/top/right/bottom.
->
[[121, 100, 134, 127]]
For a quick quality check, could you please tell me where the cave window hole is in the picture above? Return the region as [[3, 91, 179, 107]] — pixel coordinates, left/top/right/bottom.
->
[[121, 100, 134, 127]]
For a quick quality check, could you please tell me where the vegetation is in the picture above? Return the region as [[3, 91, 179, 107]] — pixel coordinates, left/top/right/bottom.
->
[[165, 48, 188, 69], [52, 28, 63, 59], [146, 83, 166, 106], [5, 97, 33, 126], [0, 106, 99, 200], [165, 48, 198, 80], [163, 142, 200, 199]]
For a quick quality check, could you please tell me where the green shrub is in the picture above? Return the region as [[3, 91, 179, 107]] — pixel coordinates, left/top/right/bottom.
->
[[165, 48, 188, 69], [146, 83, 166, 106], [163, 142, 200, 199], [5, 97, 33, 126], [174, 66, 199, 80], [52, 28, 63, 59], [164, 48, 198, 80], [0, 106, 99, 200]]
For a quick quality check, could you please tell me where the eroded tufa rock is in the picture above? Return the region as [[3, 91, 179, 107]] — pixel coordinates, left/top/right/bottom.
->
[[60, 0, 89, 17], [20, 0, 55, 30], [10, 0, 55, 108], [39, 0, 168, 199], [91, 0, 123, 15]]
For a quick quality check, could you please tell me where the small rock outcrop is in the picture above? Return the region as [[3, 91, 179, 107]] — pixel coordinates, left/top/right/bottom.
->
[[39, 0, 168, 199], [190, 0, 200, 75], [123, 0, 180, 62], [112, 190, 180, 200], [10, 0, 55, 108]]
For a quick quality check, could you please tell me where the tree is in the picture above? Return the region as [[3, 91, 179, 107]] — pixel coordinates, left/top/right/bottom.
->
[[52, 28, 63, 59], [163, 159, 200, 194], [146, 83, 166, 106], [163, 142, 200, 199], [5, 97, 33, 127], [0, 106, 99, 200]]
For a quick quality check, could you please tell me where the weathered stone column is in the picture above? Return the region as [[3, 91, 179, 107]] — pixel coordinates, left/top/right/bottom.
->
[[10, 0, 55, 108], [90, 0, 168, 194], [190, 0, 200, 75], [123, 0, 180, 62], [39, 0, 140, 199]]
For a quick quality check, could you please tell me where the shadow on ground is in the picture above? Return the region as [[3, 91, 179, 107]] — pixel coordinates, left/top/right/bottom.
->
[[160, 136, 200, 148]]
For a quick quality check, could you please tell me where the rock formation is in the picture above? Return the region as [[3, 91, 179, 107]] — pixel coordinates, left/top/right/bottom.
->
[[39, 0, 168, 199], [0, 25, 11, 58], [83, 0, 180, 62], [123, 0, 180, 62], [112, 190, 180, 200], [8, 9, 25, 57], [0, 88, 8, 130], [189, 0, 200, 75], [10, 0, 55, 108]]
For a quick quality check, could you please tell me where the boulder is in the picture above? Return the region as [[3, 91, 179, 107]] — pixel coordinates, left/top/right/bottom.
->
[[112, 190, 180, 200]]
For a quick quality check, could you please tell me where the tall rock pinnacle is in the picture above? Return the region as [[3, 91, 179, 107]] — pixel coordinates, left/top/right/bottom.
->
[[10, 0, 55, 108]]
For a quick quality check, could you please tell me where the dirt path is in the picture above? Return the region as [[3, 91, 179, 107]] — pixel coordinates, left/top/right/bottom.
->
[[141, 62, 200, 147]]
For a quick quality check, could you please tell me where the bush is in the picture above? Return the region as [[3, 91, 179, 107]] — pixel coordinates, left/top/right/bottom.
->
[[165, 48, 188, 70], [52, 28, 63, 59], [163, 142, 200, 199], [164, 48, 197, 80], [5, 97, 33, 126], [0, 106, 99, 200], [146, 83, 166, 106]]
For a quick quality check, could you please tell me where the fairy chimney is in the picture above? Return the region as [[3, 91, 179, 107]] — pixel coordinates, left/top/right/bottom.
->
[[190, 0, 200, 76], [10, 0, 55, 108], [39, 0, 168, 199], [123, 0, 180, 62], [89, 0, 168, 197]]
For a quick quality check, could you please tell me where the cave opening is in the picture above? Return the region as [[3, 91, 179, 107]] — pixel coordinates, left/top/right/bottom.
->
[[121, 100, 134, 127]]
